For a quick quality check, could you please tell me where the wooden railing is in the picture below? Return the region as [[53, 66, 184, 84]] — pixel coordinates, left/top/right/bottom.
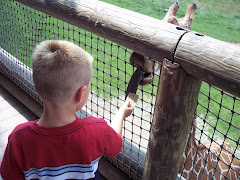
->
[[1, 0, 240, 179], [17, 0, 240, 97]]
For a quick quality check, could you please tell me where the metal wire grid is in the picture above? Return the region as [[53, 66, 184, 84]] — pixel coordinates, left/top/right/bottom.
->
[[1, 0, 239, 179], [0, 0, 43, 102], [79, 34, 158, 178], [0, 0, 157, 179], [179, 82, 240, 179]]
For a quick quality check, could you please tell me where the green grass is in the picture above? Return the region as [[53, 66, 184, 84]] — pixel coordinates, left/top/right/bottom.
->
[[101, 0, 240, 42], [198, 82, 240, 153]]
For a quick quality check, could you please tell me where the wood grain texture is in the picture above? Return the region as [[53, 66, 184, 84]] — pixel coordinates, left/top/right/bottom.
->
[[142, 59, 201, 180], [175, 32, 240, 97], [98, 157, 132, 180], [14, 0, 240, 97], [0, 48, 41, 105], [15, 0, 185, 61]]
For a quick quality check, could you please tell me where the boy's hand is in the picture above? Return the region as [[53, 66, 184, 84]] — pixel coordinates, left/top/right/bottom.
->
[[111, 93, 138, 134], [119, 100, 133, 118], [120, 93, 138, 118]]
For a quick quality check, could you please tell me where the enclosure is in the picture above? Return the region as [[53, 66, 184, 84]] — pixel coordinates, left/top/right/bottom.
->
[[0, 0, 239, 179]]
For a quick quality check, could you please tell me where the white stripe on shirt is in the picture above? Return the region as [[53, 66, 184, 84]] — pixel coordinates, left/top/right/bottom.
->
[[23, 157, 101, 180]]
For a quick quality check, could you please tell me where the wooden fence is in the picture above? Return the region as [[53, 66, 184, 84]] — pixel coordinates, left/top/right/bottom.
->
[[1, 0, 240, 179]]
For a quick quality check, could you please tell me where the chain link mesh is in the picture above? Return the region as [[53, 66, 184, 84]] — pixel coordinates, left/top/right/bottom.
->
[[0, 0, 239, 179]]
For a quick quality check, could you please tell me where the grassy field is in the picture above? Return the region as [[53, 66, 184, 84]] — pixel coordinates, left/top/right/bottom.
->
[[0, 0, 239, 154], [102, 0, 240, 42]]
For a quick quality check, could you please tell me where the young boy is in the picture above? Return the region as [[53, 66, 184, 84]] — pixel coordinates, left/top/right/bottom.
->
[[0, 40, 133, 179]]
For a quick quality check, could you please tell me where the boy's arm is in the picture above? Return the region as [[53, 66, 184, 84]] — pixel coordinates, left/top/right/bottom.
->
[[111, 99, 135, 134], [105, 94, 137, 157]]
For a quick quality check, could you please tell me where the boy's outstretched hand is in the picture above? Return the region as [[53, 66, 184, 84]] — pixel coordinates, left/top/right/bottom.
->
[[111, 93, 138, 134], [119, 100, 133, 118]]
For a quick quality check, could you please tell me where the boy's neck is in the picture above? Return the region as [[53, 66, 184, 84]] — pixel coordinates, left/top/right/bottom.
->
[[37, 101, 77, 127]]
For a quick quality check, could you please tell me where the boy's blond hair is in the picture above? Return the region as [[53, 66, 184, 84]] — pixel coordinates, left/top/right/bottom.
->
[[32, 40, 93, 104]]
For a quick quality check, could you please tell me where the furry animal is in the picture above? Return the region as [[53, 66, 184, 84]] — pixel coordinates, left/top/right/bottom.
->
[[179, 115, 240, 180]]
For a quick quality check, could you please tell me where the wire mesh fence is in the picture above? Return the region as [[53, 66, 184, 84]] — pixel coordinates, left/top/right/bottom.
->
[[178, 83, 240, 179], [0, 0, 239, 179], [0, 0, 159, 178]]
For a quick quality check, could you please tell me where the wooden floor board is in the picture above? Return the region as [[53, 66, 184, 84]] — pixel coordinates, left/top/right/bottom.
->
[[0, 112, 35, 134], [0, 145, 7, 165], [0, 130, 12, 148], [0, 104, 29, 121], [0, 97, 22, 111], [0, 85, 38, 175]]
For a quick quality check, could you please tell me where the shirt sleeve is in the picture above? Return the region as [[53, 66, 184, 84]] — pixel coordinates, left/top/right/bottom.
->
[[104, 125, 123, 157], [0, 139, 25, 179]]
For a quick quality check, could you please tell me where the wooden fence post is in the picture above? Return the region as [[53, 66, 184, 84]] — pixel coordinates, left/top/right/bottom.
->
[[142, 59, 202, 180]]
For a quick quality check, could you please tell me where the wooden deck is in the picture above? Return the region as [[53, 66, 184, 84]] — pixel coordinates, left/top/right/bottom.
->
[[0, 85, 38, 166]]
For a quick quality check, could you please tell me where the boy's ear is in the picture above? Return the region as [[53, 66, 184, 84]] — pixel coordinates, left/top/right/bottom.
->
[[75, 85, 87, 103]]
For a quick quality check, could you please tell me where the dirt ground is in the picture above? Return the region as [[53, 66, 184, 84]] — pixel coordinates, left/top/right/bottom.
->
[[230, 42, 240, 47]]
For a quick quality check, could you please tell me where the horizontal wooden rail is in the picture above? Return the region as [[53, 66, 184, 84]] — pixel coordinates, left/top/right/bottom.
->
[[0, 48, 40, 103], [15, 0, 185, 61], [15, 0, 240, 97], [0, 72, 43, 118], [175, 32, 240, 97]]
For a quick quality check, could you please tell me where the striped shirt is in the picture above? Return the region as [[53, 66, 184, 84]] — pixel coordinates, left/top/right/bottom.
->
[[0, 117, 122, 179]]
